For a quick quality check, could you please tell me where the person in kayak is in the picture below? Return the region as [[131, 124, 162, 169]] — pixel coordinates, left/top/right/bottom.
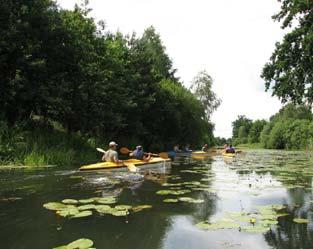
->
[[102, 141, 123, 163], [202, 144, 209, 152], [226, 144, 235, 153], [184, 144, 192, 152], [173, 144, 182, 153], [130, 145, 151, 162]]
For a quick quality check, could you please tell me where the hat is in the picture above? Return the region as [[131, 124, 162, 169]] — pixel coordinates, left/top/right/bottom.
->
[[136, 145, 142, 149], [109, 141, 118, 147]]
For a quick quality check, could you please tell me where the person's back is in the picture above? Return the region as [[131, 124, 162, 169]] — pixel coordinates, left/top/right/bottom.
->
[[104, 149, 119, 162], [226, 145, 235, 153], [132, 148, 144, 160], [102, 141, 122, 163]]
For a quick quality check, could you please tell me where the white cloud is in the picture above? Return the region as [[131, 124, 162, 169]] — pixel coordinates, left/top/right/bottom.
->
[[57, 0, 284, 138]]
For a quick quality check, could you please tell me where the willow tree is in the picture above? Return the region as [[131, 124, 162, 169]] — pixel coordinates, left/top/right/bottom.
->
[[190, 70, 221, 121]]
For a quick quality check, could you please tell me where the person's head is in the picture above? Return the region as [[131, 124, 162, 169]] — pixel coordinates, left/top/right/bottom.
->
[[230, 144, 233, 148], [136, 145, 142, 151], [109, 141, 118, 150], [224, 143, 228, 148], [204, 144, 208, 147]]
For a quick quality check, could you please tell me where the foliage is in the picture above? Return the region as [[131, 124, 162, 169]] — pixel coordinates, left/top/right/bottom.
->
[[233, 104, 313, 150], [0, 0, 219, 164], [248, 120, 268, 143], [231, 115, 253, 145], [190, 70, 221, 121], [261, 0, 313, 104]]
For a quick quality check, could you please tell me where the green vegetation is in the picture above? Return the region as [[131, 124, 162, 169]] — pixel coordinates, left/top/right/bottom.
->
[[0, 0, 220, 166], [231, 104, 313, 150], [261, 0, 313, 105]]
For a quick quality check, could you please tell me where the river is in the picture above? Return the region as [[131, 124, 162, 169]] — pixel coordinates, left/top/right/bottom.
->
[[1, 149, 313, 249]]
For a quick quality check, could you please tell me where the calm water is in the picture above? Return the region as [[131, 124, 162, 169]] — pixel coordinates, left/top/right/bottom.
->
[[1, 149, 313, 249]]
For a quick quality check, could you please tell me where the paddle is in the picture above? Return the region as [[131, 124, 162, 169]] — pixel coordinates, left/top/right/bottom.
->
[[96, 148, 138, 173], [120, 147, 168, 159]]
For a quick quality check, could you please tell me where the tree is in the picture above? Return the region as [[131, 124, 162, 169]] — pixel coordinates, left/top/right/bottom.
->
[[261, 0, 313, 105], [190, 70, 221, 120], [248, 119, 267, 143], [231, 115, 253, 144]]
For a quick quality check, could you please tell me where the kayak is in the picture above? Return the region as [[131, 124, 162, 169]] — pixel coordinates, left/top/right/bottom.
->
[[222, 153, 236, 158], [80, 157, 171, 171], [192, 151, 210, 156], [168, 151, 192, 158]]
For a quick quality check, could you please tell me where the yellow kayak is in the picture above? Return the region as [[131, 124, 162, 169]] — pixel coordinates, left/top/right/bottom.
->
[[192, 151, 210, 156], [222, 153, 236, 158], [80, 157, 171, 171]]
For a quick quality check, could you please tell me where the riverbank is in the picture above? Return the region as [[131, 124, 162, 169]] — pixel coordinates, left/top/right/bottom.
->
[[0, 120, 97, 167]]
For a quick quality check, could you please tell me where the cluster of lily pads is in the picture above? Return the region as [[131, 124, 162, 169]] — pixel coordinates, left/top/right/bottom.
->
[[43, 196, 152, 218], [196, 204, 289, 233], [155, 179, 217, 203], [54, 238, 94, 249], [196, 203, 310, 233]]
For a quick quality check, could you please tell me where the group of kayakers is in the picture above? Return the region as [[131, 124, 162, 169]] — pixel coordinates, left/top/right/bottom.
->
[[101, 141, 235, 163]]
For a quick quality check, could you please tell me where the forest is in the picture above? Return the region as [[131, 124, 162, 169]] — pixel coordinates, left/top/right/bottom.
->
[[0, 0, 220, 165]]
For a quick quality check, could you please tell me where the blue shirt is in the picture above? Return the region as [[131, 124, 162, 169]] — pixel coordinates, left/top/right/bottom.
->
[[132, 149, 144, 160]]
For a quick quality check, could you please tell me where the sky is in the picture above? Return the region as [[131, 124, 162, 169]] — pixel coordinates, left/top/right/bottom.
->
[[58, 0, 285, 138]]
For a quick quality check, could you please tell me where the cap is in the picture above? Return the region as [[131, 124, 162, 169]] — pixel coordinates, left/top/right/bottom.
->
[[136, 145, 142, 149], [109, 141, 118, 147]]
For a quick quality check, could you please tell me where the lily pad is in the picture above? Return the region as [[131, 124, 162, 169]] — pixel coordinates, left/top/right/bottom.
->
[[163, 199, 179, 203], [78, 204, 96, 211], [178, 197, 204, 203], [111, 210, 129, 216], [43, 202, 67, 211], [66, 238, 93, 249], [293, 218, 309, 224], [72, 210, 93, 218], [132, 205, 152, 212], [96, 197, 117, 204], [62, 199, 78, 205], [95, 205, 114, 214], [114, 205, 132, 211], [156, 189, 191, 195], [57, 208, 79, 217], [78, 199, 94, 204]]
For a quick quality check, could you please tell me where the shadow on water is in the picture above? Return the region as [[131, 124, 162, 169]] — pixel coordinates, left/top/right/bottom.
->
[[0, 149, 313, 248]]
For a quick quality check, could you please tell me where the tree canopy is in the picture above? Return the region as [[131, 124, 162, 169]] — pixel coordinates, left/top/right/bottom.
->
[[0, 0, 219, 153], [261, 0, 313, 105]]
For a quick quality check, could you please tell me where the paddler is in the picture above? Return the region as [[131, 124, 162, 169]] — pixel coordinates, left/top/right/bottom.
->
[[202, 144, 209, 152], [102, 141, 123, 163], [130, 145, 151, 162], [225, 144, 235, 153]]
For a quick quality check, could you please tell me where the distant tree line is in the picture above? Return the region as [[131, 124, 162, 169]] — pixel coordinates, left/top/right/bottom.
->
[[0, 0, 220, 154], [231, 104, 313, 150]]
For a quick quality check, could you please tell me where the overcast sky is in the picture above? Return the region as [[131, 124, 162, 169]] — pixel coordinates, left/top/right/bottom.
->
[[58, 0, 285, 138]]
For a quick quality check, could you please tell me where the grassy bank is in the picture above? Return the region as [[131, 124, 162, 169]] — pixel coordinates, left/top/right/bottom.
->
[[0, 120, 99, 167], [236, 143, 263, 149]]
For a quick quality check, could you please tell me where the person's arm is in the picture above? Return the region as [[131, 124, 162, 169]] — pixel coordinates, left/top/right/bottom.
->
[[113, 151, 123, 163]]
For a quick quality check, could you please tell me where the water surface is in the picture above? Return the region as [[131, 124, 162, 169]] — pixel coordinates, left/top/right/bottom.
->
[[1, 149, 313, 249]]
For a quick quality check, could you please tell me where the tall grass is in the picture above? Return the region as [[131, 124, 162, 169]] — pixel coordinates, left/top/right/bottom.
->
[[0, 120, 99, 167]]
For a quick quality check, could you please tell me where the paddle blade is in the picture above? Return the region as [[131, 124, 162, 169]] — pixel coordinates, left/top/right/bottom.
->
[[124, 163, 138, 173], [158, 152, 168, 159], [96, 148, 106, 153], [120, 147, 131, 154]]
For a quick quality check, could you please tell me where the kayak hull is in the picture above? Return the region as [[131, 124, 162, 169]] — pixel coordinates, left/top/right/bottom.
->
[[222, 153, 236, 157], [80, 157, 171, 171]]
